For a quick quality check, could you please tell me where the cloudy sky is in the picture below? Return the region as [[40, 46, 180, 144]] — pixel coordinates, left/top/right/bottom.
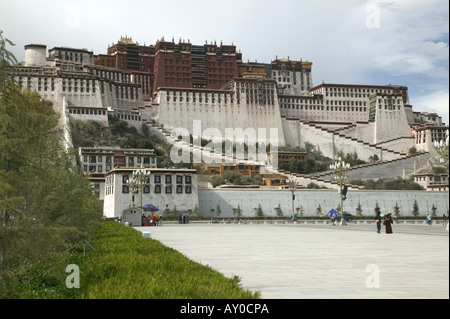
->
[[1, 0, 448, 124]]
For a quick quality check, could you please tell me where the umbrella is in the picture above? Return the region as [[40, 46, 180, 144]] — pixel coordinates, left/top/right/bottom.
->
[[142, 204, 159, 212], [327, 208, 340, 217]]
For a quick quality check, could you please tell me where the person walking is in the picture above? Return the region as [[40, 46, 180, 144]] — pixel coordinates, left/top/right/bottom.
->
[[443, 214, 447, 228], [427, 214, 432, 226], [383, 213, 394, 234], [375, 211, 382, 233]]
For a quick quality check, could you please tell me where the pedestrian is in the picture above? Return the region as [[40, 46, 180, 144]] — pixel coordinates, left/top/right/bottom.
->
[[443, 214, 447, 228], [427, 214, 432, 226], [151, 214, 156, 226], [375, 211, 381, 233], [383, 213, 394, 234]]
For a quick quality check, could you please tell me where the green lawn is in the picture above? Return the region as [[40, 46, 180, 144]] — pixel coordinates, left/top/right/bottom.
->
[[80, 221, 260, 299]]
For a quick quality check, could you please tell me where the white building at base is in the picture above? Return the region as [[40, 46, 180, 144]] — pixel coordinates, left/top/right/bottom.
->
[[103, 168, 198, 219]]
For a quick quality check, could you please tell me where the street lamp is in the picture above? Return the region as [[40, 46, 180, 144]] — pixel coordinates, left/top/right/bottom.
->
[[287, 178, 298, 220], [434, 129, 449, 174], [330, 157, 351, 225], [129, 167, 150, 208], [127, 177, 138, 207]]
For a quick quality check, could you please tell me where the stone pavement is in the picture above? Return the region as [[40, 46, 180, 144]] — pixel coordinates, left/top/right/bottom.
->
[[135, 223, 449, 299]]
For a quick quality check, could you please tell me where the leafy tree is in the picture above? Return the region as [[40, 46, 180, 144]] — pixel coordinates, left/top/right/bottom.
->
[[211, 176, 225, 188], [408, 147, 417, 155], [1, 32, 101, 296], [369, 154, 379, 163], [0, 30, 18, 91], [222, 171, 242, 184]]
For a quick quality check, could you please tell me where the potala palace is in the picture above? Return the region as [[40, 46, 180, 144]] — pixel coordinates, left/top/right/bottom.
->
[[8, 37, 449, 219]]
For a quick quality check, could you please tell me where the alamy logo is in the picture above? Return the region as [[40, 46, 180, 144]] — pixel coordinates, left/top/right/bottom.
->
[[170, 120, 279, 168], [365, 264, 380, 289], [366, 3, 381, 29], [65, 264, 80, 289], [65, 5, 81, 29]]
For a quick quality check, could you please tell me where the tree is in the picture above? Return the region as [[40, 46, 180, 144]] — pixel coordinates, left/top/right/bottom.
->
[[431, 204, 437, 217], [276, 204, 284, 218], [171, 206, 178, 219], [0, 30, 18, 91], [412, 200, 419, 217], [374, 201, 381, 216], [215, 204, 222, 218], [236, 205, 242, 219], [408, 147, 417, 155], [393, 202, 401, 217], [368, 154, 379, 163], [193, 204, 199, 218], [211, 176, 225, 188], [1, 33, 101, 296], [255, 204, 264, 218], [299, 206, 305, 217], [356, 201, 363, 217], [316, 204, 322, 217]]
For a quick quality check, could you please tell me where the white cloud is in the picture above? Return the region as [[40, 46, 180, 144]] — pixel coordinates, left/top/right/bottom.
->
[[413, 91, 450, 126]]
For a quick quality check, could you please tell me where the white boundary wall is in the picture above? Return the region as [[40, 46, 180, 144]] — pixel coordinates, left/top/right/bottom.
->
[[198, 189, 449, 218]]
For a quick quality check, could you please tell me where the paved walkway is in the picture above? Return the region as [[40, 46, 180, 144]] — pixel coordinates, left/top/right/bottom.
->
[[135, 223, 449, 299]]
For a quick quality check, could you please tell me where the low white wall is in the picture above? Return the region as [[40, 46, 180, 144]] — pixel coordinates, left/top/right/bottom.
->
[[198, 189, 449, 218]]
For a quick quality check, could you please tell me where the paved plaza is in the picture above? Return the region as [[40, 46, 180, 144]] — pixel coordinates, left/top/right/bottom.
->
[[135, 222, 449, 299]]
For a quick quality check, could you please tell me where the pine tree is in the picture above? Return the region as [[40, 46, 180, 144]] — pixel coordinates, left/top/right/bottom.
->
[[374, 201, 381, 216], [215, 204, 222, 218], [412, 200, 419, 217], [236, 205, 242, 218], [277, 204, 284, 218], [256, 204, 264, 218], [393, 202, 401, 217], [431, 204, 437, 217], [356, 201, 363, 216]]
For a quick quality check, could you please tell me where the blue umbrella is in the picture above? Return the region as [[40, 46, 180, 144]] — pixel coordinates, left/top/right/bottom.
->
[[327, 209, 340, 217], [143, 204, 159, 212]]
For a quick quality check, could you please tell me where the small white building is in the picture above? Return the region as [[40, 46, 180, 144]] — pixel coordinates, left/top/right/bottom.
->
[[414, 173, 449, 192], [79, 146, 157, 174], [103, 167, 198, 219]]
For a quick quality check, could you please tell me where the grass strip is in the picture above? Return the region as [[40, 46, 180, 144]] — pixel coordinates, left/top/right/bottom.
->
[[80, 221, 260, 299]]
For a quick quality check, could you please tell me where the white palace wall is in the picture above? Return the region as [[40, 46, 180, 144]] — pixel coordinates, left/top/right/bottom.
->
[[155, 89, 286, 147], [282, 119, 402, 161]]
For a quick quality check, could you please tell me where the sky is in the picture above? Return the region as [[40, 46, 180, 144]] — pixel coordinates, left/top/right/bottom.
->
[[1, 0, 448, 125]]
